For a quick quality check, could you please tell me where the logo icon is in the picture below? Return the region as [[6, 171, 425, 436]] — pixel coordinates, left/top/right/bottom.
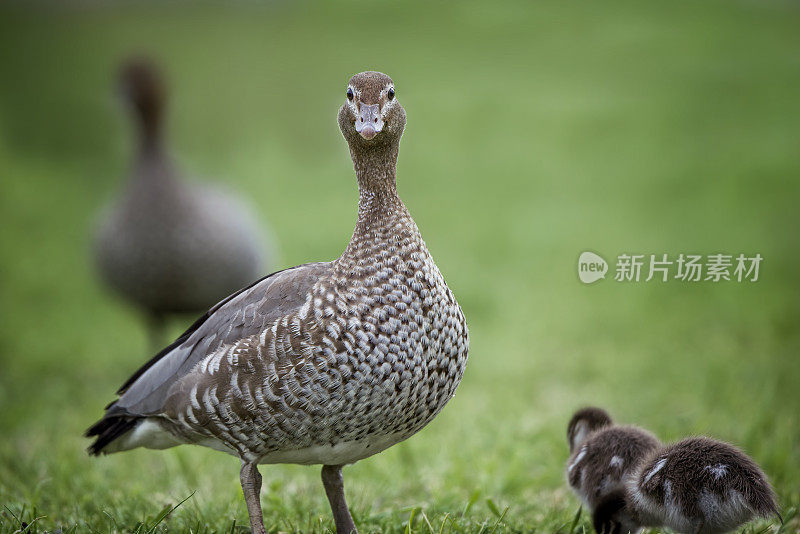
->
[[578, 251, 608, 284]]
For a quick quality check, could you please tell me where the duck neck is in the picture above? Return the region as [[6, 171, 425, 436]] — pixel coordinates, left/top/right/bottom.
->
[[342, 140, 416, 258], [353, 141, 406, 224], [134, 104, 165, 158], [129, 113, 176, 192]]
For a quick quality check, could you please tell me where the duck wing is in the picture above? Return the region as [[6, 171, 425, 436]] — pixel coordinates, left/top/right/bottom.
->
[[96, 261, 331, 419]]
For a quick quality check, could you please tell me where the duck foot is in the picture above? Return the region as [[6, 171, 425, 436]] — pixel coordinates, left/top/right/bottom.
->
[[321, 464, 357, 534], [240, 461, 266, 534]]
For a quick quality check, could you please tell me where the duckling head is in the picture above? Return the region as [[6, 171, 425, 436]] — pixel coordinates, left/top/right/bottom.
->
[[118, 57, 166, 139], [338, 71, 406, 149], [592, 489, 640, 534], [567, 407, 613, 453]]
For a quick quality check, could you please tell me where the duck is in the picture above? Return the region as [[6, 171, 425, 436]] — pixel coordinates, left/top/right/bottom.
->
[[565, 407, 661, 534], [86, 71, 470, 534], [93, 57, 269, 347], [613, 436, 781, 534]]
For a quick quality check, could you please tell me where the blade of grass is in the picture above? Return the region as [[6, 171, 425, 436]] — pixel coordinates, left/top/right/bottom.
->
[[568, 506, 582, 534], [405, 507, 418, 534], [488, 506, 509, 534], [462, 490, 481, 518], [486, 499, 501, 519], [420, 509, 435, 534], [146, 490, 196, 534], [438, 512, 450, 534]]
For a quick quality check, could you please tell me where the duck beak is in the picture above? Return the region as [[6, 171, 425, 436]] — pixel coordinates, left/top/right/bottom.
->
[[355, 104, 383, 140]]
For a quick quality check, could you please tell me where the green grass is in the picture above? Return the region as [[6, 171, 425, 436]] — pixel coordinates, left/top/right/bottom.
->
[[1, 0, 799, 532]]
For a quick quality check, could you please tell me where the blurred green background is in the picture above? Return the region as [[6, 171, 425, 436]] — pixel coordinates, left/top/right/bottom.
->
[[1, 0, 799, 532]]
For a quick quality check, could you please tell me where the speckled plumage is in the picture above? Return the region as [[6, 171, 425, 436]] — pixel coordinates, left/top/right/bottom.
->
[[88, 71, 469, 534], [155, 186, 468, 464]]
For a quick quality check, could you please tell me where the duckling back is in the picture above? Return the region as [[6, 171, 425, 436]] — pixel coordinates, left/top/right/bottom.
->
[[567, 424, 661, 512], [625, 437, 779, 534]]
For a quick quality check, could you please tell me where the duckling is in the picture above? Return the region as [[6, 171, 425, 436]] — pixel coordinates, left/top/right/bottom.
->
[[94, 57, 269, 347], [566, 407, 661, 534], [619, 436, 780, 534], [86, 71, 469, 534]]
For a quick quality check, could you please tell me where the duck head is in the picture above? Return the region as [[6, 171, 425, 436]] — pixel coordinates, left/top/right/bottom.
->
[[567, 407, 613, 453], [338, 71, 406, 149], [592, 490, 638, 534]]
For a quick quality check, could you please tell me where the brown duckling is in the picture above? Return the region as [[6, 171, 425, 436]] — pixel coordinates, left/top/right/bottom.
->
[[566, 407, 661, 533]]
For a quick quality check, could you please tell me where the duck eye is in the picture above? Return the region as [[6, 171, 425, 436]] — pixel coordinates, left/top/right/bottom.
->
[[346, 87, 354, 101], [387, 88, 395, 100]]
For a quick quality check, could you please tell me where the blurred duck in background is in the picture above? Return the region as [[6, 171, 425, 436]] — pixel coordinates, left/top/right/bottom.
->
[[93, 57, 272, 348]]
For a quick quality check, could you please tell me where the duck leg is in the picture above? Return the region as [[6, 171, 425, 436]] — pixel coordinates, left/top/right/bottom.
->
[[240, 461, 267, 534], [145, 312, 166, 353], [321, 465, 357, 534]]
